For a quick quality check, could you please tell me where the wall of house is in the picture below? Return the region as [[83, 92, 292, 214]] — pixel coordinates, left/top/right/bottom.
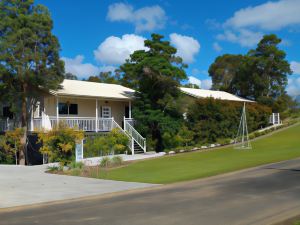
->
[[42, 96, 129, 126]]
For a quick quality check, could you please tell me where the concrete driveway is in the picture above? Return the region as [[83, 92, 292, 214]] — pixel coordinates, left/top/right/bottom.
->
[[0, 165, 157, 208]]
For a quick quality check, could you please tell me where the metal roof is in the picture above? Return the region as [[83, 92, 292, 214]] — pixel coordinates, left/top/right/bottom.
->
[[180, 87, 254, 102], [50, 79, 135, 100]]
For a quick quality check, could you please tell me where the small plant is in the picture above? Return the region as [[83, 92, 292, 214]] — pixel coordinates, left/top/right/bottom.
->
[[111, 156, 123, 166], [100, 156, 111, 168], [68, 161, 84, 170], [47, 165, 60, 172]]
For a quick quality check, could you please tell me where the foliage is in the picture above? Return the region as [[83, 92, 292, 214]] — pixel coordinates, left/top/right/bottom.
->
[[84, 128, 129, 157], [65, 72, 78, 80], [111, 156, 123, 166], [100, 157, 111, 168], [86, 71, 120, 84], [0, 128, 24, 164], [47, 165, 61, 172], [38, 124, 84, 166], [187, 98, 271, 143], [209, 54, 243, 92], [100, 123, 300, 184], [119, 34, 187, 151], [68, 161, 84, 170], [182, 83, 200, 89], [209, 34, 293, 112], [0, 0, 64, 164]]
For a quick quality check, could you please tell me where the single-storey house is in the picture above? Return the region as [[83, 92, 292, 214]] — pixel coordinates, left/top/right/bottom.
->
[[0, 79, 146, 154]]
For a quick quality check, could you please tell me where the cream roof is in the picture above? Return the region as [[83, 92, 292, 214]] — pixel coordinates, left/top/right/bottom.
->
[[180, 87, 254, 102], [50, 79, 135, 100]]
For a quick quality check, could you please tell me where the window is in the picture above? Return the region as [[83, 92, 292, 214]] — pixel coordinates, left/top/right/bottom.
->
[[59, 103, 78, 115], [101, 106, 111, 118], [69, 104, 78, 115], [3, 106, 13, 119]]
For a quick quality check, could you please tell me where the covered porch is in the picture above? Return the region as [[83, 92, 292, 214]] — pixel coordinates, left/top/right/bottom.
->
[[30, 95, 133, 132]]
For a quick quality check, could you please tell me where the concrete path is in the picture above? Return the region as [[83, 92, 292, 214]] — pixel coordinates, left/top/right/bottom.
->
[[1, 158, 300, 225], [0, 165, 157, 208]]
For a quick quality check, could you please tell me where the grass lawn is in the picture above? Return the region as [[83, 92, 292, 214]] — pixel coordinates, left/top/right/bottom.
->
[[99, 123, 300, 184]]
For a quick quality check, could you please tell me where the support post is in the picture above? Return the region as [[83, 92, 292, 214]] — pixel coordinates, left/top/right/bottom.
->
[[56, 97, 59, 126], [131, 137, 135, 155], [129, 101, 132, 119], [95, 99, 98, 132]]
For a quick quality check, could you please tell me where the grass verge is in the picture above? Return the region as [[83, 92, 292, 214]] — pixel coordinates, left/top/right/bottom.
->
[[97, 123, 300, 184]]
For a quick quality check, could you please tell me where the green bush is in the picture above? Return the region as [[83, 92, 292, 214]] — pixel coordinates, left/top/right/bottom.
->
[[187, 98, 271, 143], [100, 157, 111, 168], [111, 156, 123, 166], [84, 128, 129, 157], [68, 161, 84, 170], [38, 123, 84, 166]]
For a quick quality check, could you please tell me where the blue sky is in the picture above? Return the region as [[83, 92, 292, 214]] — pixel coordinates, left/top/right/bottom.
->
[[36, 0, 300, 96]]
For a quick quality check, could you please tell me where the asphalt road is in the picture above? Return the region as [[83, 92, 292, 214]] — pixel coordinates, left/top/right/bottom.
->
[[1, 158, 300, 225]]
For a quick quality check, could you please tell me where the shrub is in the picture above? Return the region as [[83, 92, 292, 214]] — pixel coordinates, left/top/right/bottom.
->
[[187, 98, 271, 143], [100, 156, 111, 168], [0, 128, 24, 164], [38, 123, 84, 166], [84, 128, 129, 156], [68, 161, 84, 170], [111, 156, 123, 166], [47, 165, 60, 172]]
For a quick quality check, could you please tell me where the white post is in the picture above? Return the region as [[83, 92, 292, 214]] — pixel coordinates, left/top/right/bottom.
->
[[56, 97, 59, 126], [30, 105, 34, 131], [129, 101, 132, 118], [95, 99, 98, 132], [131, 137, 135, 155]]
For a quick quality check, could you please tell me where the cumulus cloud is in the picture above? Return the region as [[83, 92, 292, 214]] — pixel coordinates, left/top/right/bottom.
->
[[62, 55, 100, 78], [188, 76, 212, 90], [216, 29, 263, 47], [201, 79, 213, 89], [291, 61, 300, 75], [107, 3, 167, 33], [99, 65, 117, 73], [169, 33, 200, 63], [213, 42, 222, 52], [214, 0, 300, 47], [225, 0, 300, 31], [94, 34, 148, 65], [188, 76, 201, 86], [287, 76, 300, 97]]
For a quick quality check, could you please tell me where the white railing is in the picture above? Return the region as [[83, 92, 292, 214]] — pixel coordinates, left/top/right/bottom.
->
[[111, 119, 133, 154], [124, 118, 146, 153], [31, 117, 116, 132]]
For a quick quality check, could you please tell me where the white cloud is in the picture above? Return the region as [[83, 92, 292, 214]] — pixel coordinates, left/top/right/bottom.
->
[[188, 76, 201, 86], [216, 29, 263, 47], [99, 66, 117, 73], [225, 0, 300, 31], [94, 34, 148, 65], [62, 55, 100, 78], [107, 3, 167, 33], [291, 61, 300, 75], [188, 76, 212, 90], [169, 33, 200, 63], [215, 0, 300, 47], [201, 79, 212, 90], [287, 76, 300, 97], [213, 42, 222, 52]]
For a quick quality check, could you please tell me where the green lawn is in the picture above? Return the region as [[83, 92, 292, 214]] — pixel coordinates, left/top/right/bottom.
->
[[101, 123, 300, 184]]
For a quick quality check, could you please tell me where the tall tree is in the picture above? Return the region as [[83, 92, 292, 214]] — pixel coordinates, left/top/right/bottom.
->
[[0, 0, 64, 164], [208, 54, 244, 92], [209, 34, 292, 110], [120, 34, 187, 151], [65, 72, 78, 80]]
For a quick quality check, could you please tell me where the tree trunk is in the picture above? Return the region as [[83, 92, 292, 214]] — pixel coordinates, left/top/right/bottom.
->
[[19, 84, 28, 165]]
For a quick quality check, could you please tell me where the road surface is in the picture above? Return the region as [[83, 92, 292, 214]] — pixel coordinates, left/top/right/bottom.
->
[[1, 158, 300, 225]]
